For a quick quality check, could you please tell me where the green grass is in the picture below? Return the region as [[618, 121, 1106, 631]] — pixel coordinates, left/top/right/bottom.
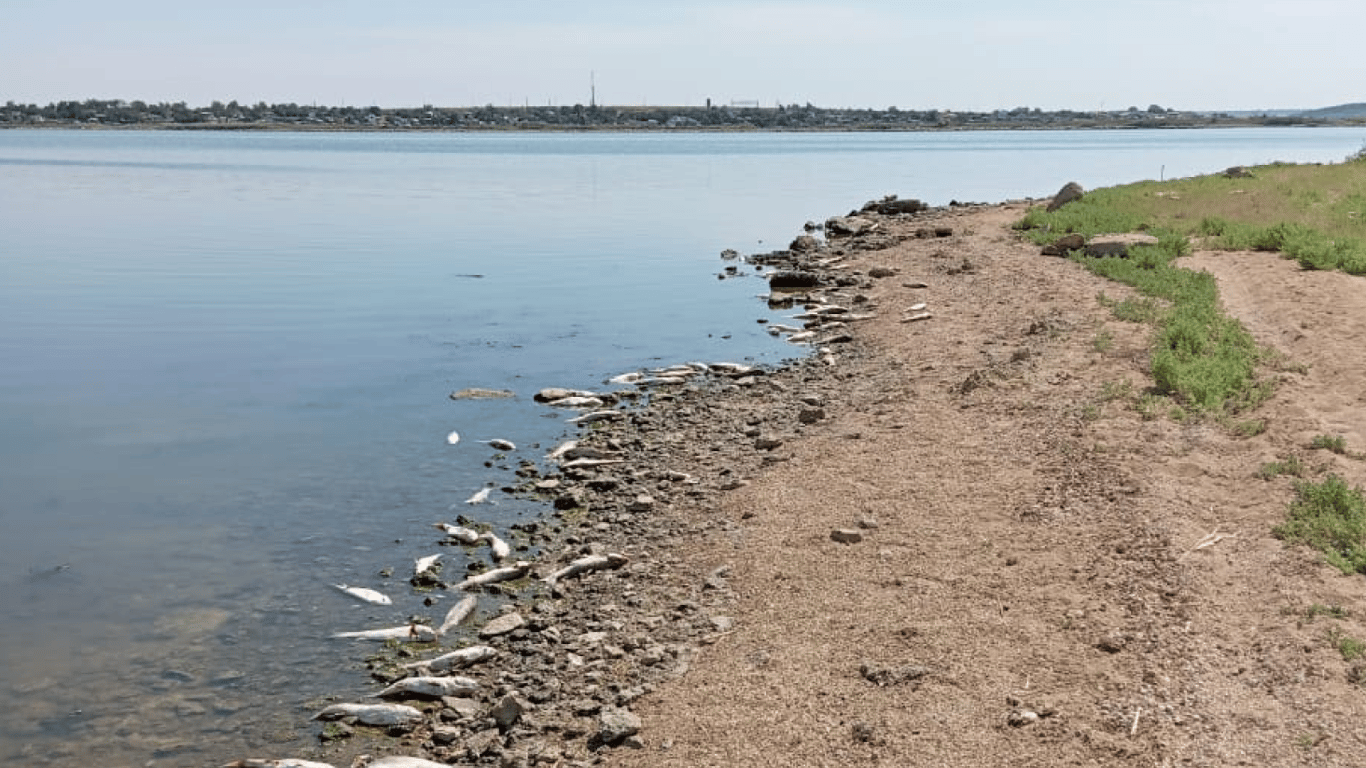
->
[[1016, 156, 1366, 415], [1310, 434, 1349, 455], [1257, 455, 1306, 480], [1273, 475, 1366, 575], [1329, 627, 1366, 661]]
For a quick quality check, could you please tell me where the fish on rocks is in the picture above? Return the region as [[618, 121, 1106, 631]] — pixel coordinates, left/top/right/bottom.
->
[[402, 644, 498, 674], [606, 371, 643, 385], [567, 409, 622, 425], [559, 457, 626, 471], [481, 438, 516, 451], [447, 561, 532, 591], [465, 487, 493, 505], [311, 702, 423, 727], [434, 522, 481, 544], [543, 553, 630, 587], [366, 757, 453, 768], [333, 623, 438, 642], [545, 439, 579, 461], [479, 530, 511, 561], [534, 387, 600, 402], [547, 395, 605, 409], [414, 553, 442, 578], [332, 583, 392, 606], [437, 594, 478, 636], [377, 675, 479, 699]]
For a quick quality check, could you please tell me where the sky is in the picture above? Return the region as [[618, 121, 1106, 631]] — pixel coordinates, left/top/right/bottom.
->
[[4, 0, 1363, 112]]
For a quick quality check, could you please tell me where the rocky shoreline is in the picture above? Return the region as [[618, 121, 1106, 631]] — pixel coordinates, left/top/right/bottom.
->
[[267, 198, 999, 768]]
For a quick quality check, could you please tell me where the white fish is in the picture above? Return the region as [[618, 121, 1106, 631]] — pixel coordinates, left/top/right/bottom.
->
[[786, 330, 817, 343], [535, 387, 599, 402], [333, 583, 392, 606], [437, 594, 479, 636], [448, 561, 532, 591], [367, 757, 452, 768], [643, 376, 687, 386], [403, 644, 498, 673], [558, 458, 626, 471], [549, 395, 605, 409], [543, 553, 630, 587], [377, 675, 479, 699], [546, 440, 579, 461], [224, 754, 338, 759], [414, 553, 442, 578], [480, 438, 516, 451], [768, 324, 803, 334], [479, 531, 511, 561], [333, 624, 438, 642], [311, 702, 423, 726], [567, 410, 622, 425], [434, 522, 481, 544], [445, 430, 461, 445], [465, 487, 493, 505], [607, 372, 643, 385]]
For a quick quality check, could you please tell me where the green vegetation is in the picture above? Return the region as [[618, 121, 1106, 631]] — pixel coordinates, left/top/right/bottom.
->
[[1329, 626, 1366, 661], [1310, 434, 1349, 455], [1273, 475, 1366, 575], [1018, 155, 1366, 415], [1257, 455, 1307, 480]]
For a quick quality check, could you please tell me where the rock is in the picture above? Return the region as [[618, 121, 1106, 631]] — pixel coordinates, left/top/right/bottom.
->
[[1096, 633, 1126, 653], [1046, 181, 1084, 212], [450, 388, 515, 400], [859, 661, 929, 687], [831, 528, 863, 544], [1222, 165, 1254, 178], [433, 725, 463, 744], [479, 612, 526, 638], [769, 271, 821, 290], [442, 696, 482, 720], [1084, 241, 1130, 258], [710, 615, 735, 631], [824, 216, 877, 236], [1041, 233, 1085, 256], [465, 727, 503, 759], [789, 234, 820, 252], [867, 267, 897, 278], [595, 707, 642, 747], [798, 407, 826, 424], [1008, 710, 1041, 727], [490, 693, 530, 731], [868, 198, 927, 215], [628, 495, 656, 513], [754, 435, 784, 450]]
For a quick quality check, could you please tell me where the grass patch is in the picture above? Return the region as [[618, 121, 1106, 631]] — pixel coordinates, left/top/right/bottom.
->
[[1310, 434, 1349, 455], [1257, 455, 1306, 480], [1329, 627, 1366, 661], [1273, 474, 1366, 575]]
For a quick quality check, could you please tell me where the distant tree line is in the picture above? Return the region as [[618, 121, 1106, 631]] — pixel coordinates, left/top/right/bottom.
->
[[0, 98, 1342, 131]]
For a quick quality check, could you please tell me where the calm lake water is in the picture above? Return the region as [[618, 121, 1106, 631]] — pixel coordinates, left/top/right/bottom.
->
[[2, 126, 1362, 766]]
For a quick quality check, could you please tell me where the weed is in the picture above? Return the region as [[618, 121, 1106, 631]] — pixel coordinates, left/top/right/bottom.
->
[[1099, 380, 1133, 402], [1310, 434, 1348, 455], [1230, 418, 1267, 437], [1329, 626, 1366, 660], [1092, 329, 1114, 353], [1136, 393, 1166, 421], [1257, 455, 1306, 480], [1303, 602, 1351, 620], [1273, 475, 1366, 575]]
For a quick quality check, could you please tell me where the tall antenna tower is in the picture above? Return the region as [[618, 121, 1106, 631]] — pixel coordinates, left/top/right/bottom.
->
[[590, 71, 597, 108]]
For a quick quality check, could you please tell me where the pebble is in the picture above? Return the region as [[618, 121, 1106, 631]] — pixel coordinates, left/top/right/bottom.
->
[[831, 528, 864, 544], [478, 613, 526, 638]]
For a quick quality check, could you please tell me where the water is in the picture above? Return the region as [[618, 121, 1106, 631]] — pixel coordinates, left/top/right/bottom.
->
[[1, 126, 1362, 765]]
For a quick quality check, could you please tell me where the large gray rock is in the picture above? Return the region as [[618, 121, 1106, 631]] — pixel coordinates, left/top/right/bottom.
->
[[596, 707, 642, 747], [1046, 181, 1084, 212], [824, 215, 877, 236]]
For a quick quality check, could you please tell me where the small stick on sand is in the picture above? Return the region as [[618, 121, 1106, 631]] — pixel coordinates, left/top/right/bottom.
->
[[1130, 707, 1142, 736]]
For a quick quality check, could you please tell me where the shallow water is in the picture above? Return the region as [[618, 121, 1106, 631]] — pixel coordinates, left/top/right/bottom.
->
[[1, 127, 1362, 766]]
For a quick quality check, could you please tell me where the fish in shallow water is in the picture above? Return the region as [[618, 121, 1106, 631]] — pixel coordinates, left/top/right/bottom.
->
[[546, 439, 578, 461], [377, 674, 479, 699], [447, 561, 532, 591], [333, 623, 438, 642], [437, 594, 478, 636], [414, 553, 442, 578], [434, 522, 481, 544], [480, 438, 516, 451], [311, 702, 423, 726], [465, 486, 493, 505], [332, 583, 392, 606], [402, 644, 498, 673]]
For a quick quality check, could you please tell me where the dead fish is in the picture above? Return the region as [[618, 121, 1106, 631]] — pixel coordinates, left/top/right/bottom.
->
[[543, 553, 630, 587], [534, 387, 599, 402], [643, 376, 688, 386], [447, 561, 532, 591], [312, 702, 423, 726], [607, 372, 643, 385], [414, 553, 442, 578], [434, 522, 481, 544], [786, 330, 816, 343], [567, 410, 622, 425], [465, 487, 493, 505], [403, 644, 498, 673], [479, 531, 511, 561], [437, 594, 478, 636], [445, 430, 461, 445], [377, 675, 479, 699], [332, 583, 392, 606], [480, 438, 516, 451], [548, 395, 605, 409], [224, 754, 338, 759], [367, 757, 452, 768], [333, 623, 438, 642], [559, 458, 626, 470], [767, 323, 803, 334], [546, 439, 579, 461]]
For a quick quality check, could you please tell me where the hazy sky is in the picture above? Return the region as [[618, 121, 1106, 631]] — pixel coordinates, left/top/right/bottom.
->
[[5, 0, 1362, 111]]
